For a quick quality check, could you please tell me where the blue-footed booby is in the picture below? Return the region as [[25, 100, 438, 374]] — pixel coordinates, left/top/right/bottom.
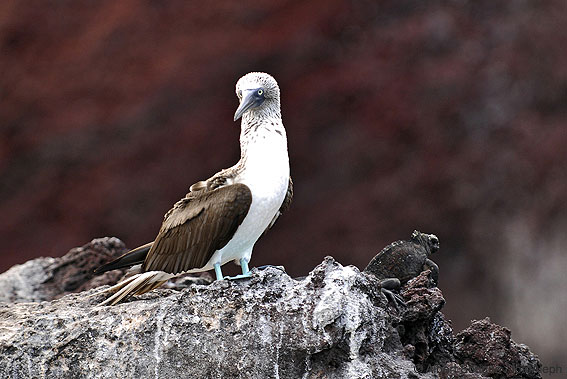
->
[[95, 72, 292, 305]]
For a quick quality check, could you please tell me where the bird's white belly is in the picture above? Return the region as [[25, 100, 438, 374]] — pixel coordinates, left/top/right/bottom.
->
[[209, 142, 289, 267], [218, 184, 284, 262]]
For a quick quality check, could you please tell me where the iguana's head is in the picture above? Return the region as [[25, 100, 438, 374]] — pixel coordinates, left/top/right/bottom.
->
[[411, 230, 439, 255]]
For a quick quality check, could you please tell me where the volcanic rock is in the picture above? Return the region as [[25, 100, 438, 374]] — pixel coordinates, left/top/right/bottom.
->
[[0, 241, 541, 378]]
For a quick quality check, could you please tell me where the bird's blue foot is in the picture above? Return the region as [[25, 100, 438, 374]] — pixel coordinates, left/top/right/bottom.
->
[[224, 272, 252, 280], [214, 263, 224, 281], [223, 258, 252, 280]]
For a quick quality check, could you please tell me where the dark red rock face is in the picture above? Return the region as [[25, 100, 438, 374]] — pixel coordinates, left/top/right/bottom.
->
[[1, 0, 566, 369]]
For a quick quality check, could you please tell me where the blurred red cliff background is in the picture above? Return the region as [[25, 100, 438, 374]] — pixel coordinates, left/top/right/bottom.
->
[[1, 0, 566, 370]]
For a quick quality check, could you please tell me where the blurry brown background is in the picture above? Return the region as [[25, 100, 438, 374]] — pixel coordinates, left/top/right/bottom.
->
[[1, 0, 566, 371]]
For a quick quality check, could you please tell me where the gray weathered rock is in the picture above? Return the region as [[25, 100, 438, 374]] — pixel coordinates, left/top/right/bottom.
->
[[0, 240, 542, 379], [1, 257, 425, 378], [0, 237, 127, 303]]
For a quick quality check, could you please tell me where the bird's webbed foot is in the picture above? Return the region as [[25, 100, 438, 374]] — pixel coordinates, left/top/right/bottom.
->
[[224, 272, 253, 280], [223, 258, 253, 280]]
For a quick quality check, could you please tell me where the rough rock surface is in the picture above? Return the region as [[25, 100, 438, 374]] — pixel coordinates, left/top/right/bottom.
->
[[0, 240, 541, 379], [453, 318, 542, 379], [0, 237, 128, 303]]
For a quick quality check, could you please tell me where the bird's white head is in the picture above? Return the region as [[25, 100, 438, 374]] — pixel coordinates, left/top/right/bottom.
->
[[234, 72, 281, 122]]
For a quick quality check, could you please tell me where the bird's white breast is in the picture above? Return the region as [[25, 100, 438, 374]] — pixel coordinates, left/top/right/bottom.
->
[[214, 126, 289, 265]]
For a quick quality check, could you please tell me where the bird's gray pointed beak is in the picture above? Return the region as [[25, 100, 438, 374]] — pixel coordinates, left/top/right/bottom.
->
[[234, 90, 260, 121]]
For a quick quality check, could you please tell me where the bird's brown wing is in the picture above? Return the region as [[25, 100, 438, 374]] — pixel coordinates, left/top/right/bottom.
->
[[279, 176, 293, 214], [265, 176, 293, 231], [94, 242, 153, 274], [142, 183, 252, 274]]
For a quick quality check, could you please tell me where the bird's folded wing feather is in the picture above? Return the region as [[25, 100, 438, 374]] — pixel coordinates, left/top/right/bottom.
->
[[280, 176, 293, 214], [142, 183, 252, 274], [94, 242, 153, 274], [265, 176, 293, 231]]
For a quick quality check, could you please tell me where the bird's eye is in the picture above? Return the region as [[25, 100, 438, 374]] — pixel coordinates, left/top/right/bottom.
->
[[238, 90, 242, 98], [257, 89, 263, 96]]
